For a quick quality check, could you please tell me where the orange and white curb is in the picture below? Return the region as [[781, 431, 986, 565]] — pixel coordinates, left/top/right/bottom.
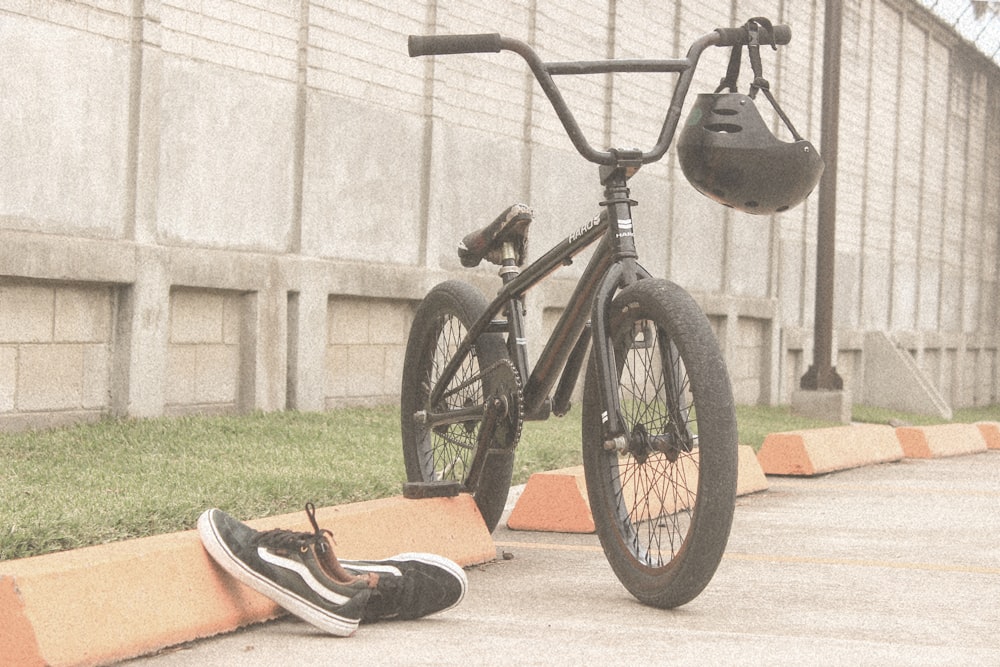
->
[[975, 421, 1000, 450], [756, 424, 902, 476], [0, 495, 494, 667], [895, 423, 988, 458], [507, 445, 768, 533]]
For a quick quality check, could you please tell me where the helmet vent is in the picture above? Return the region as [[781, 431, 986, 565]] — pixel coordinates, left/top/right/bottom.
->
[[713, 108, 739, 116], [705, 123, 741, 134]]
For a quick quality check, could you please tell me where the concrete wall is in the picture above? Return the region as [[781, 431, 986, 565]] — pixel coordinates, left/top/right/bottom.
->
[[0, 0, 997, 431]]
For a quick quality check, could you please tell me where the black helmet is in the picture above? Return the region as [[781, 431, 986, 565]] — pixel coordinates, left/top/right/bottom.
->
[[677, 92, 823, 214], [677, 17, 824, 215]]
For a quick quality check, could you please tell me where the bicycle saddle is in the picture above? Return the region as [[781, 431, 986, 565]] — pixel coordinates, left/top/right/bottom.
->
[[458, 203, 534, 267]]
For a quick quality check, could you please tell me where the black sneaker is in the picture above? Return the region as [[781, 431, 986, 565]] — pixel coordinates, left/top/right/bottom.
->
[[197, 505, 373, 637], [341, 553, 468, 622]]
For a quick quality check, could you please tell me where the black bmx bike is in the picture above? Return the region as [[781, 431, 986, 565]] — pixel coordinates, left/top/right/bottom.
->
[[400, 19, 821, 608]]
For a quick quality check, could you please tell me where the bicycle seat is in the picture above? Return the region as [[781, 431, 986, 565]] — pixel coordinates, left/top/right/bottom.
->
[[458, 203, 534, 267]]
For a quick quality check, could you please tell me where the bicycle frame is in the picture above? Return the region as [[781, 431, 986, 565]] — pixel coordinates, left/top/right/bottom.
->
[[423, 207, 600, 412], [424, 182, 648, 444]]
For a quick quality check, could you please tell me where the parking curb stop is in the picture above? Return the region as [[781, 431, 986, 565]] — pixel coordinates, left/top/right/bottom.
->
[[975, 421, 999, 450], [895, 423, 988, 458], [507, 445, 767, 533], [756, 424, 902, 476], [0, 494, 494, 667]]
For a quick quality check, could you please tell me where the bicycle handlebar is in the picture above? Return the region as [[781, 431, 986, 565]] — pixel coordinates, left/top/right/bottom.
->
[[714, 24, 790, 47], [409, 24, 790, 57], [408, 33, 502, 57], [407, 23, 791, 166]]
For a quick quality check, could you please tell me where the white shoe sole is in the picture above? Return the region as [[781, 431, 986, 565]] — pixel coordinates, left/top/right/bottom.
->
[[342, 551, 468, 615], [197, 509, 362, 637]]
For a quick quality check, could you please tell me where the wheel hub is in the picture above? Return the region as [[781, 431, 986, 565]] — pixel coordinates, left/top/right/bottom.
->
[[627, 422, 692, 463]]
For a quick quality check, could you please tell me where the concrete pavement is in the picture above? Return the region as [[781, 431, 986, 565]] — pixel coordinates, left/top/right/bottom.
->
[[123, 450, 1000, 666]]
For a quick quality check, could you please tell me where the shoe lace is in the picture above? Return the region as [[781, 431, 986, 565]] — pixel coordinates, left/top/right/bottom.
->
[[365, 573, 408, 620], [252, 502, 365, 585]]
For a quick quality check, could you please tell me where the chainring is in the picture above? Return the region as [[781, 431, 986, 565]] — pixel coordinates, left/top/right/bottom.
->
[[483, 358, 524, 450]]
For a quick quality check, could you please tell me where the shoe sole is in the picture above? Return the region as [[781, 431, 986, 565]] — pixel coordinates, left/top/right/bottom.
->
[[342, 552, 468, 615], [197, 509, 361, 637]]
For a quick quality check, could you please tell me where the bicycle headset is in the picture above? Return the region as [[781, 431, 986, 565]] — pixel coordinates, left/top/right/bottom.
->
[[677, 17, 824, 215]]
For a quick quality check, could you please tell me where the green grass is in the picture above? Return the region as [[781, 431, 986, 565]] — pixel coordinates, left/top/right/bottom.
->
[[735, 404, 841, 449], [0, 407, 584, 561], [2, 402, 996, 561], [852, 403, 1000, 427], [1, 409, 406, 560]]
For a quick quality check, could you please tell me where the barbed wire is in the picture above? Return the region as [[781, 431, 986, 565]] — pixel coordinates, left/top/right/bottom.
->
[[919, 0, 1000, 65]]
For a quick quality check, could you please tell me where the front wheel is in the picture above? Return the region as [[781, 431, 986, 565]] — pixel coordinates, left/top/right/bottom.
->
[[582, 279, 738, 608], [400, 281, 519, 532]]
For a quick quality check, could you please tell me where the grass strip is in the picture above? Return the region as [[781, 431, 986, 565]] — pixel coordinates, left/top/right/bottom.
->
[[2, 403, 996, 560]]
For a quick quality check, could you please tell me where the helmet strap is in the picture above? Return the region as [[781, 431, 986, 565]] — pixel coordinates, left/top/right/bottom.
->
[[715, 43, 744, 94], [714, 17, 805, 143]]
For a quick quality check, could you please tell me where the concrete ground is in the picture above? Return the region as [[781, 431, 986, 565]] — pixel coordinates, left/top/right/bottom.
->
[[123, 450, 1000, 666]]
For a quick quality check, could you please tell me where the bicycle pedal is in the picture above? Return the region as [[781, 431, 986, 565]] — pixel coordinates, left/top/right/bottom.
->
[[402, 480, 463, 499]]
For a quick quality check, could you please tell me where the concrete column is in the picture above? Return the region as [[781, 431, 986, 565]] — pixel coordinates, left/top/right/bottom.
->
[[246, 279, 290, 412], [126, 0, 163, 245], [286, 283, 328, 411], [112, 247, 169, 418], [238, 291, 260, 412], [764, 316, 782, 406]]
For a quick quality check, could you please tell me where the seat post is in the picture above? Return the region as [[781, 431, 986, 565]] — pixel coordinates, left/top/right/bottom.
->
[[498, 240, 530, 382], [498, 241, 520, 284]]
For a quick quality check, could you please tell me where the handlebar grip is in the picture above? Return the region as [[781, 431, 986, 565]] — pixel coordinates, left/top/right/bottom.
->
[[715, 24, 791, 47], [408, 33, 503, 57]]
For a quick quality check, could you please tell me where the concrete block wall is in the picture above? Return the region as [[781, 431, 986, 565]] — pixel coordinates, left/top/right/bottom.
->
[[0, 0, 997, 432], [731, 317, 770, 405], [165, 288, 245, 415], [0, 280, 115, 430], [324, 297, 415, 408]]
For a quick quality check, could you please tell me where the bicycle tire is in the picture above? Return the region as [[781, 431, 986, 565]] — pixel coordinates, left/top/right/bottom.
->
[[582, 278, 738, 608], [400, 280, 516, 532]]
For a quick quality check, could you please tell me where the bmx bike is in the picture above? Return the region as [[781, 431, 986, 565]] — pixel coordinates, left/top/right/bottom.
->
[[401, 20, 795, 609]]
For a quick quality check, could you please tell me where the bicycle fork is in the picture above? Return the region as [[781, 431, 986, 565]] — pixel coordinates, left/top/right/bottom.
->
[[591, 163, 644, 453]]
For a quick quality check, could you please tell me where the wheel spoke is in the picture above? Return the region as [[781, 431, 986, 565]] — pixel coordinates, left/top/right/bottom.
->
[[425, 314, 481, 483], [609, 315, 702, 568]]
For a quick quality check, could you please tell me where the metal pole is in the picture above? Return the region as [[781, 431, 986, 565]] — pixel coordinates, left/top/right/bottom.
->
[[801, 0, 844, 391]]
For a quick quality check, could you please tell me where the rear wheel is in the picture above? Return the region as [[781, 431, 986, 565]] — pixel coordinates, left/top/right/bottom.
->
[[400, 281, 519, 532], [582, 279, 738, 608]]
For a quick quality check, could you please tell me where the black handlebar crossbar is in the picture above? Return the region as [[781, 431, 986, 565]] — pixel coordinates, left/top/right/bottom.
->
[[408, 24, 791, 167]]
